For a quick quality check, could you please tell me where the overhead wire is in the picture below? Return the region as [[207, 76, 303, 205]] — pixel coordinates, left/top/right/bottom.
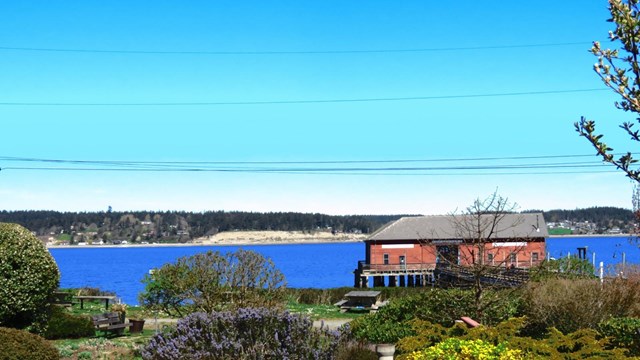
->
[[0, 88, 609, 106], [0, 42, 592, 55], [0, 153, 620, 176]]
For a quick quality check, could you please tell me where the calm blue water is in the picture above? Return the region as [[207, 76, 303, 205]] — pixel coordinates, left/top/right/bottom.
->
[[49, 237, 639, 305]]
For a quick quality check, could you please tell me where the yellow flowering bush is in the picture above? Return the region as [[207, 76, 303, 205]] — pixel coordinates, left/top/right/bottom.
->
[[407, 338, 524, 360]]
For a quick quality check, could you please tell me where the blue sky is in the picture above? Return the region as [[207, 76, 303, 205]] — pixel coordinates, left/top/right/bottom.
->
[[0, 1, 636, 215]]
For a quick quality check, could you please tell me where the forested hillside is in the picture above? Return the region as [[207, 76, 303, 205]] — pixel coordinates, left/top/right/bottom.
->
[[0, 206, 633, 244], [0, 210, 407, 244]]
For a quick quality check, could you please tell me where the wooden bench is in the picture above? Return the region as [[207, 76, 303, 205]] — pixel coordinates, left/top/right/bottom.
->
[[91, 312, 128, 336]]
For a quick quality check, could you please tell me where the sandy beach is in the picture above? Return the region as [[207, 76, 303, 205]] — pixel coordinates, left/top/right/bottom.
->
[[47, 230, 367, 248]]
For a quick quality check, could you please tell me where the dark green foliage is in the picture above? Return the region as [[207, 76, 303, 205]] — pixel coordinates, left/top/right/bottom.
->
[[534, 206, 635, 224], [0, 326, 60, 360], [0, 223, 60, 334], [139, 249, 286, 316], [598, 317, 640, 356], [349, 288, 522, 344], [44, 306, 95, 340]]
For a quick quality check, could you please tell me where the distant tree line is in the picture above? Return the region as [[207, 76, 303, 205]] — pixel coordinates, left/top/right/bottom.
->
[[0, 210, 407, 244]]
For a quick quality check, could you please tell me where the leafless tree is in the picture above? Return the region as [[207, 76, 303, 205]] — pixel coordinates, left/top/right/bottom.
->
[[421, 191, 537, 321]]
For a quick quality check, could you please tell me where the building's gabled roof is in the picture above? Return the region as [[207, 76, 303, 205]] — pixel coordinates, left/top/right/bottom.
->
[[367, 213, 548, 241]]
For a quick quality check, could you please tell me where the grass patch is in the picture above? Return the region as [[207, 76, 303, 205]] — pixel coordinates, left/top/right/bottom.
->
[[549, 227, 573, 235], [286, 301, 365, 320], [56, 234, 72, 241], [53, 330, 155, 360]]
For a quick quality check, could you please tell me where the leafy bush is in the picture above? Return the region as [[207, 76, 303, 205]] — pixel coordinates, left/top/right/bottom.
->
[[523, 278, 640, 334], [0, 223, 60, 333], [44, 306, 95, 340], [598, 317, 640, 356], [142, 307, 346, 360], [0, 326, 60, 360], [350, 313, 415, 344], [139, 249, 286, 316], [350, 288, 521, 344], [405, 338, 523, 360]]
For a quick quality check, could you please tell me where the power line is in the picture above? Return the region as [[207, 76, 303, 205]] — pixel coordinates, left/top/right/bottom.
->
[[0, 162, 614, 173], [0, 42, 592, 56], [0, 153, 620, 166], [0, 166, 616, 176], [0, 153, 617, 177], [0, 88, 608, 106]]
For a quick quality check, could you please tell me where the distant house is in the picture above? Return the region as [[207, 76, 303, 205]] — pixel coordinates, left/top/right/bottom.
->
[[354, 213, 547, 288]]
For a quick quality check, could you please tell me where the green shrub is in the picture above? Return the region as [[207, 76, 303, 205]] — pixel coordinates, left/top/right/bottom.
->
[[0, 223, 60, 333], [0, 326, 60, 360], [350, 313, 415, 344], [44, 306, 95, 340], [598, 317, 640, 356], [350, 288, 521, 344]]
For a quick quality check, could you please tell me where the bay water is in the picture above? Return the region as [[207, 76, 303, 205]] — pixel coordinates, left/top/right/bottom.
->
[[49, 237, 639, 304]]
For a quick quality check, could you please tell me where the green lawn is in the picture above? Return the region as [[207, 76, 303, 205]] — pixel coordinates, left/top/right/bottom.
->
[[286, 301, 365, 320], [548, 227, 572, 235]]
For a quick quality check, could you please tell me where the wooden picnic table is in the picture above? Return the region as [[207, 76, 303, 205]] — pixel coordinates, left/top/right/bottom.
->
[[335, 290, 387, 312], [73, 295, 116, 310]]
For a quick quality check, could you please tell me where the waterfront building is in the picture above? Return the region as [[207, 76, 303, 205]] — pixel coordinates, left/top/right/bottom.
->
[[354, 213, 547, 287]]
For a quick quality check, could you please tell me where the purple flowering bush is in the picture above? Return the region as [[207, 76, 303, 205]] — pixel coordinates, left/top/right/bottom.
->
[[142, 307, 347, 360]]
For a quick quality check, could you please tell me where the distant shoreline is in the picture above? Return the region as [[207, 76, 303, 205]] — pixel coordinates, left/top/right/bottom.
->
[[549, 233, 636, 238], [46, 232, 636, 249], [46, 230, 367, 249], [46, 239, 363, 249]]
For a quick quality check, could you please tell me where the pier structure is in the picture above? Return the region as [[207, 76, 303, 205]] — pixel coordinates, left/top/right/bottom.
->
[[354, 261, 435, 288]]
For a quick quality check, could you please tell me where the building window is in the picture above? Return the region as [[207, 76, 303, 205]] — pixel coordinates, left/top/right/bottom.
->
[[531, 252, 539, 262], [383, 253, 389, 265], [487, 253, 494, 264], [510, 253, 517, 263]]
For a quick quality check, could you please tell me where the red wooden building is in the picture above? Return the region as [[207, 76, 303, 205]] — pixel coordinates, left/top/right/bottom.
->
[[354, 213, 547, 287]]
